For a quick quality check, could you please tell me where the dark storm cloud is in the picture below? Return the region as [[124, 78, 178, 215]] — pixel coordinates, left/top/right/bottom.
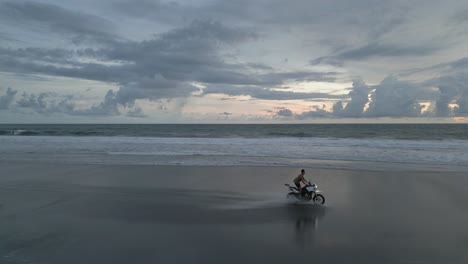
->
[[0, 14, 339, 111], [450, 9, 468, 24], [309, 57, 343, 67], [113, 0, 410, 44], [0, 47, 75, 65], [0, 58, 128, 83], [196, 71, 336, 87], [312, 43, 441, 66], [445, 57, 468, 71], [0, 34, 20, 43], [401, 57, 468, 78], [204, 0, 407, 30], [112, 0, 188, 24], [3, 19, 259, 82], [0, 1, 118, 44], [202, 85, 343, 101], [0, 20, 257, 105], [337, 43, 440, 60], [258, 71, 337, 84]]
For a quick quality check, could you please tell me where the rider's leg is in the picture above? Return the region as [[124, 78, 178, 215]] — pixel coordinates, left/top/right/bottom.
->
[[294, 182, 301, 196]]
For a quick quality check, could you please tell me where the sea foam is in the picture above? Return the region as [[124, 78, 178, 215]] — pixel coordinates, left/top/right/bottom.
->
[[1, 136, 467, 169]]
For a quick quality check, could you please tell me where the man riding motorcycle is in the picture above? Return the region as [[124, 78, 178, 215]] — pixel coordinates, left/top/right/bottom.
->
[[293, 169, 309, 196]]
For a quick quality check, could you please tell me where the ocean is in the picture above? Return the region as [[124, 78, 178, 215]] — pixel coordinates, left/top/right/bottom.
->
[[1, 124, 467, 169]]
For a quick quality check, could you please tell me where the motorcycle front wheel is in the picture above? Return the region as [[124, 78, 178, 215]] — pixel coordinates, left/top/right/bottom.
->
[[313, 194, 325, 204]]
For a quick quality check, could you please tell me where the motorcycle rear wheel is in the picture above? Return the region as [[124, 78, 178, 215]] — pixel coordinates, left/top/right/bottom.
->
[[313, 194, 325, 204]]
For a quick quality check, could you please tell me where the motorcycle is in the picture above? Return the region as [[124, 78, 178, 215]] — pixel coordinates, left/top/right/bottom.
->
[[285, 182, 325, 204]]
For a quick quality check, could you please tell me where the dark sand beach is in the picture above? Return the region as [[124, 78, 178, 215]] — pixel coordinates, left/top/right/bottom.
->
[[1, 162, 468, 264]]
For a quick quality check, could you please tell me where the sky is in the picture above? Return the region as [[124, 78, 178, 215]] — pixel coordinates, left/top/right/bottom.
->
[[1, 0, 468, 123]]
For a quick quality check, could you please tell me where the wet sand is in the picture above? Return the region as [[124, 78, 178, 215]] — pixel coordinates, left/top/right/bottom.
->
[[1, 162, 468, 264]]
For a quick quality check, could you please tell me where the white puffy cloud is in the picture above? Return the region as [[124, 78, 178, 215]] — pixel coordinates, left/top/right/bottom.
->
[[0, 87, 17, 110], [333, 80, 370, 118]]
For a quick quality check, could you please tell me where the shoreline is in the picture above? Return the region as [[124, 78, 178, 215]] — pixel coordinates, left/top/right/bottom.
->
[[1, 158, 467, 173]]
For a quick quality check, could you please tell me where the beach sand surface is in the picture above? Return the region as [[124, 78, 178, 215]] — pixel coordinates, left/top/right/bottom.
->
[[1, 162, 468, 264]]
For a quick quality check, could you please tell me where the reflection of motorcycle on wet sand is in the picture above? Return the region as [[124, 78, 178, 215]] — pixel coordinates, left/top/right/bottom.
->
[[285, 182, 325, 204], [290, 205, 325, 247]]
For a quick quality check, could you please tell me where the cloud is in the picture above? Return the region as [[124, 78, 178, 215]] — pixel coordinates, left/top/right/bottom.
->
[[448, 58, 468, 71], [310, 57, 343, 67], [112, 0, 415, 63], [2, 0, 468, 121], [296, 105, 331, 119], [15, 91, 75, 115], [126, 107, 146, 118], [273, 75, 448, 119], [432, 77, 461, 117], [312, 43, 441, 66], [0, 19, 272, 111], [450, 9, 468, 24], [17, 92, 48, 109], [455, 96, 468, 115], [8, 89, 149, 117], [0, 1, 118, 44], [332, 100, 344, 114], [365, 76, 424, 117], [402, 57, 468, 77], [430, 74, 468, 116], [202, 84, 343, 100], [0, 47, 74, 65], [0, 19, 265, 114], [275, 108, 293, 117], [0, 87, 17, 110], [296, 109, 331, 119], [74, 90, 120, 116], [408, 56, 468, 117], [333, 80, 370, 117], [112, 0, 189, 24], [338, 43, 440, 60], [273, 105, 332, 119], [113, 76, 198, 107]]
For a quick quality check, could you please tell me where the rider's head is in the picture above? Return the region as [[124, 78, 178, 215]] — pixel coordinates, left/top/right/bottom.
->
[[301, 169, 305, 174]]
